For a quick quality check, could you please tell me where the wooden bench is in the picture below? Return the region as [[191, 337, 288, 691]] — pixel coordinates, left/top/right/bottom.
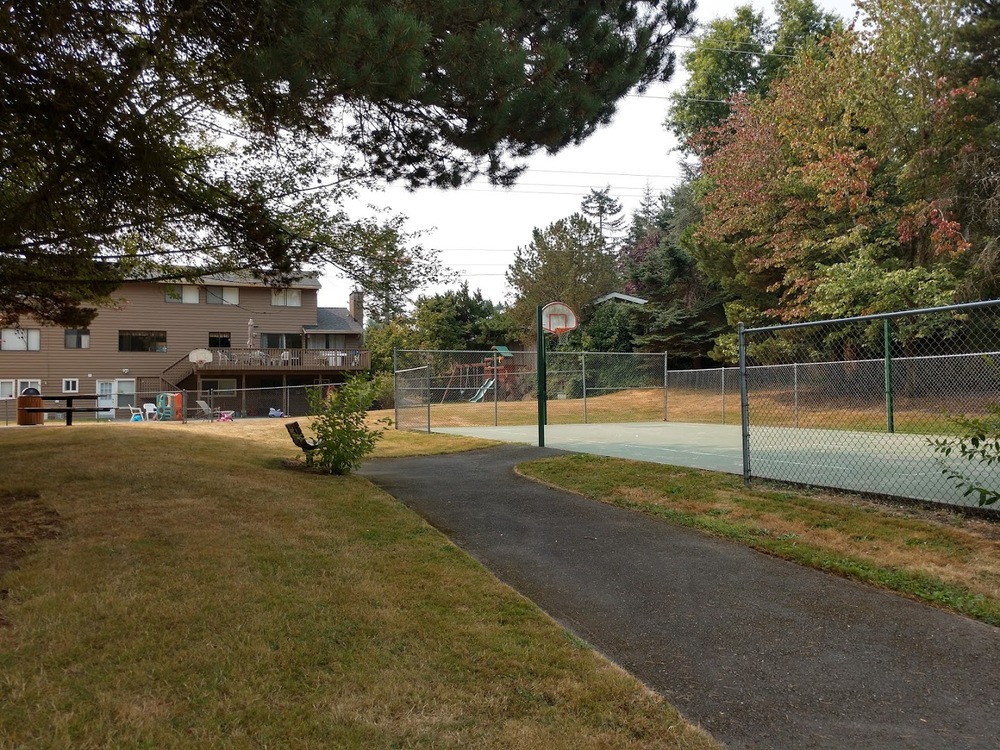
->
[[285, 421, 321, 465]]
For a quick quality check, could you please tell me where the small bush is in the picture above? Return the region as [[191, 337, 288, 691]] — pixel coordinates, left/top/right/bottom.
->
[[305, 377, 391, 474], [370, 371, 395, 410]]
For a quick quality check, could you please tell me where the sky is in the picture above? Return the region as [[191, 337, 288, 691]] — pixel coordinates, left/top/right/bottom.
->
[[317, 0, 860, 311]]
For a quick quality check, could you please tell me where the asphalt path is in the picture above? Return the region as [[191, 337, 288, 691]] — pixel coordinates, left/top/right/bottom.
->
[[360, 444, 1000, 750]]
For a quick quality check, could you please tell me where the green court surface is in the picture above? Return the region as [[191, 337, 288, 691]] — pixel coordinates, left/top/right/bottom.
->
[[433, 422, 993, 510]]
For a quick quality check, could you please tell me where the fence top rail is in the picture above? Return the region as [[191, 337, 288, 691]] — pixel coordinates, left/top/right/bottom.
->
[[742, 298, 1000, 335], [743, 350, 1000, 369], [394, 365, 431, 375], [396, 349, 669, 357]]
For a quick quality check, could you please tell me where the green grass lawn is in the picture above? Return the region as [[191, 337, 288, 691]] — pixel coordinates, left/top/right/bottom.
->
[[0, 423, 717, 749]]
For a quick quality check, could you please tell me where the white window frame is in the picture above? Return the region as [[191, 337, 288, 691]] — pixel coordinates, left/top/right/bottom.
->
[[62, 378, 80, 394], [1, 328, 41, 351], [165, 284, 199, 304], [0, 380, 14, 399], [206, 286, 239, 305], [17, 379, 41, 394], [271, 288, 302, 307]]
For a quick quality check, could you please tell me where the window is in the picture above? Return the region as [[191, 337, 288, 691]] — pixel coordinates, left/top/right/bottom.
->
[[0, 380, 13, 399], [201, 378, 237, 397], [206, 286, 239, 305], [1, 328, 40, 351], [64, 329, 91, 349], [209, 332, 231, 348], [261, 333, 303, 349], [308, 334, 346, 349], [271, 288, 302, 307], [117, 379, 136, 409], [165, 284, 199, 304], [119, 330, 167, 352], [62, 378, 79, 393], [17, 379, 40, 395]]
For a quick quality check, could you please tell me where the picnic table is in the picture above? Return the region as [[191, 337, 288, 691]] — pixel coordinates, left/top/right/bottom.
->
[[18, 394, 107, 426]]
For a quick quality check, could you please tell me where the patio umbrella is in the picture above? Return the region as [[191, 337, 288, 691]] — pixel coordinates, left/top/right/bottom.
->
[[247, 318, 255, 348]]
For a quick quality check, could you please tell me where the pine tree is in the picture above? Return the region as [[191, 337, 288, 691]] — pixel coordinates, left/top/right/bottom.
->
[[580, 186, 626, 249], [1, 0, 696, 326]]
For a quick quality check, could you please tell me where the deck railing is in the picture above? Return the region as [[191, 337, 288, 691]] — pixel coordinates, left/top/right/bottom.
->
[[206, 348, 370, 371]]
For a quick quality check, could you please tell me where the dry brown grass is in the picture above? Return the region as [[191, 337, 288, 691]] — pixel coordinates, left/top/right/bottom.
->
[[0, 423, 717, 749]]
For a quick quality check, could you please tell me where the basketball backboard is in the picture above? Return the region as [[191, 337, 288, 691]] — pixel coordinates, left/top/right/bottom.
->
[[541, 302, 578, 335]]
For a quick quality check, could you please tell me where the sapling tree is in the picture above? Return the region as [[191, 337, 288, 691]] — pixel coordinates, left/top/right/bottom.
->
[[305, 376, 391, 475]]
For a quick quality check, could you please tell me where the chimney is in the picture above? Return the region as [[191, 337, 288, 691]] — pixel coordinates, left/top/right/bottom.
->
[[349, 289, 364, 328]]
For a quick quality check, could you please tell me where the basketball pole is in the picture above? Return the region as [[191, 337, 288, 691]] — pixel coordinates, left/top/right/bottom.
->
[[537, 305, 546, 447]]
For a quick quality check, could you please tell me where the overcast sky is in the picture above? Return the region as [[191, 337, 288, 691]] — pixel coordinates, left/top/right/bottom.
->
[[318, 0, 860, 311]]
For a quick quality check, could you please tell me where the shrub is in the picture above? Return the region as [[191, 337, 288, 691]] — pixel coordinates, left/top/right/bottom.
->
[[305, 376, 391, 475], [370, 371, 395, 410]]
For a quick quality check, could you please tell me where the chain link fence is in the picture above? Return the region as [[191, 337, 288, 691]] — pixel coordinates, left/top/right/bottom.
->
[[394, 366, 431, 432], [394, 349, 676, 427], [739, 300, 1000, 510], [2, 383, 318, 425]]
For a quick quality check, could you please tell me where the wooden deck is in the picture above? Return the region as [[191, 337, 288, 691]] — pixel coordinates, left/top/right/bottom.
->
[[200, 348, 370, 372]]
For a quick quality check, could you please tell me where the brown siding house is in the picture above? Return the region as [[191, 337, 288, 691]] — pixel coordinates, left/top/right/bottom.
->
[[0, 275, 367, 417]]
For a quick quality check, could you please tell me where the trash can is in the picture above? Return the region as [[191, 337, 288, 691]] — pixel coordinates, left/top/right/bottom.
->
[[16, 387, 43, 426]]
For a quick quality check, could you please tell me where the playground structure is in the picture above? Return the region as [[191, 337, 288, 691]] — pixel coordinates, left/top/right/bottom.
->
[[439, 347, 528, 403]]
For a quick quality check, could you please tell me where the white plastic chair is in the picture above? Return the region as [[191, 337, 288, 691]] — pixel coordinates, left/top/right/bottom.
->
[[142, 403, 158, 421]]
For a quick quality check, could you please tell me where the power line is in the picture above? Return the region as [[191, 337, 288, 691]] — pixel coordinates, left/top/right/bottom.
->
[[669, 39, 797, 59], [526, 168, 683, 179]]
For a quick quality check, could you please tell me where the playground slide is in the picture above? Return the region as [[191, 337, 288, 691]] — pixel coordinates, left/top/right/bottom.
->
[[469, 378, 495, 403]]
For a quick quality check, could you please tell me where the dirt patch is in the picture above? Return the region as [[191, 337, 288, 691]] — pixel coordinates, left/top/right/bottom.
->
[[0, 489, 62, 626]]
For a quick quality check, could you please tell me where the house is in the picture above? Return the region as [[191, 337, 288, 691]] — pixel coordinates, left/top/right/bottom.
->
[[0, 275, 367, 418]]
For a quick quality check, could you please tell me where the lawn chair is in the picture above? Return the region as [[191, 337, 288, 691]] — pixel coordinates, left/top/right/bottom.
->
[[195, 399, 235, 422], [127, 405, 143, 422], [142, 403, 158, 421]]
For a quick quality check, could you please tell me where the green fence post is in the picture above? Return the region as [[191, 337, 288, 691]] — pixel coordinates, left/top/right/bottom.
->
[[738, 323, 751, 486], [884, 318, 895, 433], [537, 305, 546, 447]]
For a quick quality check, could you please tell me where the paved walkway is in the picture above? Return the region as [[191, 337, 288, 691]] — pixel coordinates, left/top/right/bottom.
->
[[360, 445, 1000, 750]]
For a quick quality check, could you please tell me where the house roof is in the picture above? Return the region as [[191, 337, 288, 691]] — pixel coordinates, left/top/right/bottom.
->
[[304, 307, 363, 334], [149, 271, 322, 289], [197, 272, 321, 289], [593, 292, 648, 305]]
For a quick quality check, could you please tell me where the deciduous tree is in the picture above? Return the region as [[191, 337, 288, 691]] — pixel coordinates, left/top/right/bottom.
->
[[668, 0, 840, 152], [695, 0, 982, 327]]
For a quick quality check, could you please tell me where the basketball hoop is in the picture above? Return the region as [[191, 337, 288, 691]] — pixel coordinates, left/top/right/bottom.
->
[[188, 348, 213, 369], [541, 301, 579, 336]]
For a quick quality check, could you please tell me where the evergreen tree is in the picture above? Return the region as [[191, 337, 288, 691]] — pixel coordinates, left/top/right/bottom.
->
[[1, 0, 696, 326], [626, 184, 667, 246], [621, 182, 727, 363], [506, 214, 620, 335], [581, 186, 626, 248]]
